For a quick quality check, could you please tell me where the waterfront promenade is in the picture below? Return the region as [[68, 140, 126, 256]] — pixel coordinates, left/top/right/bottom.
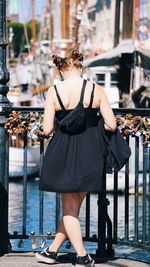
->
[[0, 252, 149, 267]]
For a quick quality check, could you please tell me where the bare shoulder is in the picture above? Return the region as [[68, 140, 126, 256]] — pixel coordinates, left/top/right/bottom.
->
[[47, 85, 54, 94], [95, 83, 104, 91], [85, 80, 105, 97], [95, 84, 107, 97], [86, 80, 103, 91], [46, 85, 56, 100]]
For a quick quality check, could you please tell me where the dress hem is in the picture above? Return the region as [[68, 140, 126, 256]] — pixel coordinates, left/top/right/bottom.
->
[[39, 185, 102, 193]]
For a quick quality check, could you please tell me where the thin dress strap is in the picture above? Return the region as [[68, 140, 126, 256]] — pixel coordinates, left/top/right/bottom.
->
[[54, 85, 65, 110], [88, 83, 95, 108], [79, 79, 87, 103]]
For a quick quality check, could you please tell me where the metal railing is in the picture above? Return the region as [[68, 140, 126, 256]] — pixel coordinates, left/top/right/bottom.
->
[[0, 107, 150, 256]]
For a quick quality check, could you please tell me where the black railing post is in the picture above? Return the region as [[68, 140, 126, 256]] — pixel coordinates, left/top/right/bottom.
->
[[96, 191, 107, 257], [0, 0, 11, 254], [96, 171, 114, 257]]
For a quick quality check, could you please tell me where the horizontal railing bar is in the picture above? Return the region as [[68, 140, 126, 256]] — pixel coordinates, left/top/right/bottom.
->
[[113, 108, 150, 116], [9, 235, 56, 239], [11, 107, 150, 116], [12, 107, 44, 112], [8, 233, 150, 251], [8, 234, 98, 242], [9, 235, 150, 252], [8, 234, 109, 243]]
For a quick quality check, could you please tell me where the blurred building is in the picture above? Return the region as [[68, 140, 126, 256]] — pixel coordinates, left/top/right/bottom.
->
[[87, 0, 115, 51], [77, 0, 150, 55], [40, 0, 61, 42], [134, 0, 150, 52], [74, 0, 116, 55]]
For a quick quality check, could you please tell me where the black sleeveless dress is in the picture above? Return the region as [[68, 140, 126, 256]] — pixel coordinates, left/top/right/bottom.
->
[[39, 81, 107, 193]]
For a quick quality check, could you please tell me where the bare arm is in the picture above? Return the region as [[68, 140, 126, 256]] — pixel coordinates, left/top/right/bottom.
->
[[43, 86, 55, 136], [98, 85, 117, 131]]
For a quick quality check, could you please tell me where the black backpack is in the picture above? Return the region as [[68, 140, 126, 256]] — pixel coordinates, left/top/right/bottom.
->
[[55, 79, 87, 134]]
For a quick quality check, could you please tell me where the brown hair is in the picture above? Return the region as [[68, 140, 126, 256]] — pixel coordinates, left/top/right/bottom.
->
[[52, 50, 83, 72]]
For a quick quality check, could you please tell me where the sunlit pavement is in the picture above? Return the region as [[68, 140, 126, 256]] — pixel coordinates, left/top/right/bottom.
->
[[0, 252, 149, 267]]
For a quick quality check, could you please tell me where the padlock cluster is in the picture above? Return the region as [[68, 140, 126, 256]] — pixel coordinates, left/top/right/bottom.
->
[[4, 111, 150, 145], [4, 111, 46, 143], [116, 114, 150, 144]]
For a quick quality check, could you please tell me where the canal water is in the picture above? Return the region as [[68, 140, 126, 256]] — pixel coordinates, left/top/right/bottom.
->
[[8, 177, 150, 264]]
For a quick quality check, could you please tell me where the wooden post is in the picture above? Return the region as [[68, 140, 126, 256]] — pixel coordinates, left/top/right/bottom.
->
[[66, 0, 70, 55], [134, 0, 139, 40], [61, 0, 70, 55], [31, 0, 36, 56], [66, 0, 70, 40], [148, 0, 150, 35], [74, 0, 81, 50], [114, 0, 121, 47], [49, 0, 53, 50], [122, 0, 134, 39], [23, 23, 31, 54], [61, 0, 66, 39]]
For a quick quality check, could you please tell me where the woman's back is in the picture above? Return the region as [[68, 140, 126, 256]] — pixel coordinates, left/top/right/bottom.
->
[[53, 77, 100, 111]]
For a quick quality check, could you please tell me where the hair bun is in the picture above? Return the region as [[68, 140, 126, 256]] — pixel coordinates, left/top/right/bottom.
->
[[52, 55, 62, 66], [71, 50, 83, 61]]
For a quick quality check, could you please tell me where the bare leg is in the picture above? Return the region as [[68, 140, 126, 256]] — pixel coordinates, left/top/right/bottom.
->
[[48, 219, 66, 252], [48, 192, 87, 253], [61, 192, 87, 256]]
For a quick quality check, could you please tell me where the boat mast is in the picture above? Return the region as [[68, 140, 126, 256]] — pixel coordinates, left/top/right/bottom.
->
[[74, 0, 81, 50], [61, 0, 70, 55], [23, 23, 31, 54], [31, 0, 36, 56], [66, 0, 70, 54], [49, 0, 53, 50], [122, 0, 134, 40], [61, 0, 65, 40]]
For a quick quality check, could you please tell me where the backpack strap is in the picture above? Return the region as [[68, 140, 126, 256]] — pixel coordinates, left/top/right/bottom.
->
[[79, 79, 87, 103], [88, 83, 95, 108], [54, 85, 65, 110]]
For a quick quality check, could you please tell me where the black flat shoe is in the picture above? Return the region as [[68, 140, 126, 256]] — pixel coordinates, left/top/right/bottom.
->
[[35, 247, 57, 264], [75, 253, 95, 267]]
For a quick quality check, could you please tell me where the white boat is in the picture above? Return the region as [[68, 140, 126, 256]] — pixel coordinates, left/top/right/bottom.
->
[[9, 145, 40, 178]]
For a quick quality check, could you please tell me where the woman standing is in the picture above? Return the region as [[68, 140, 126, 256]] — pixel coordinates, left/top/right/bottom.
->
[[35, 50, 116, 266]]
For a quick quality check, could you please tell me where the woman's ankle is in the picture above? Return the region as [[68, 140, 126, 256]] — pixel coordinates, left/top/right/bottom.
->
[[77, 250, 87, 257], [48, 245, 58, 253]]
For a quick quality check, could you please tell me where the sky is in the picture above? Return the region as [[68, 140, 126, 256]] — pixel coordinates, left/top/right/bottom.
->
[[8, 0, 47, 23]]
